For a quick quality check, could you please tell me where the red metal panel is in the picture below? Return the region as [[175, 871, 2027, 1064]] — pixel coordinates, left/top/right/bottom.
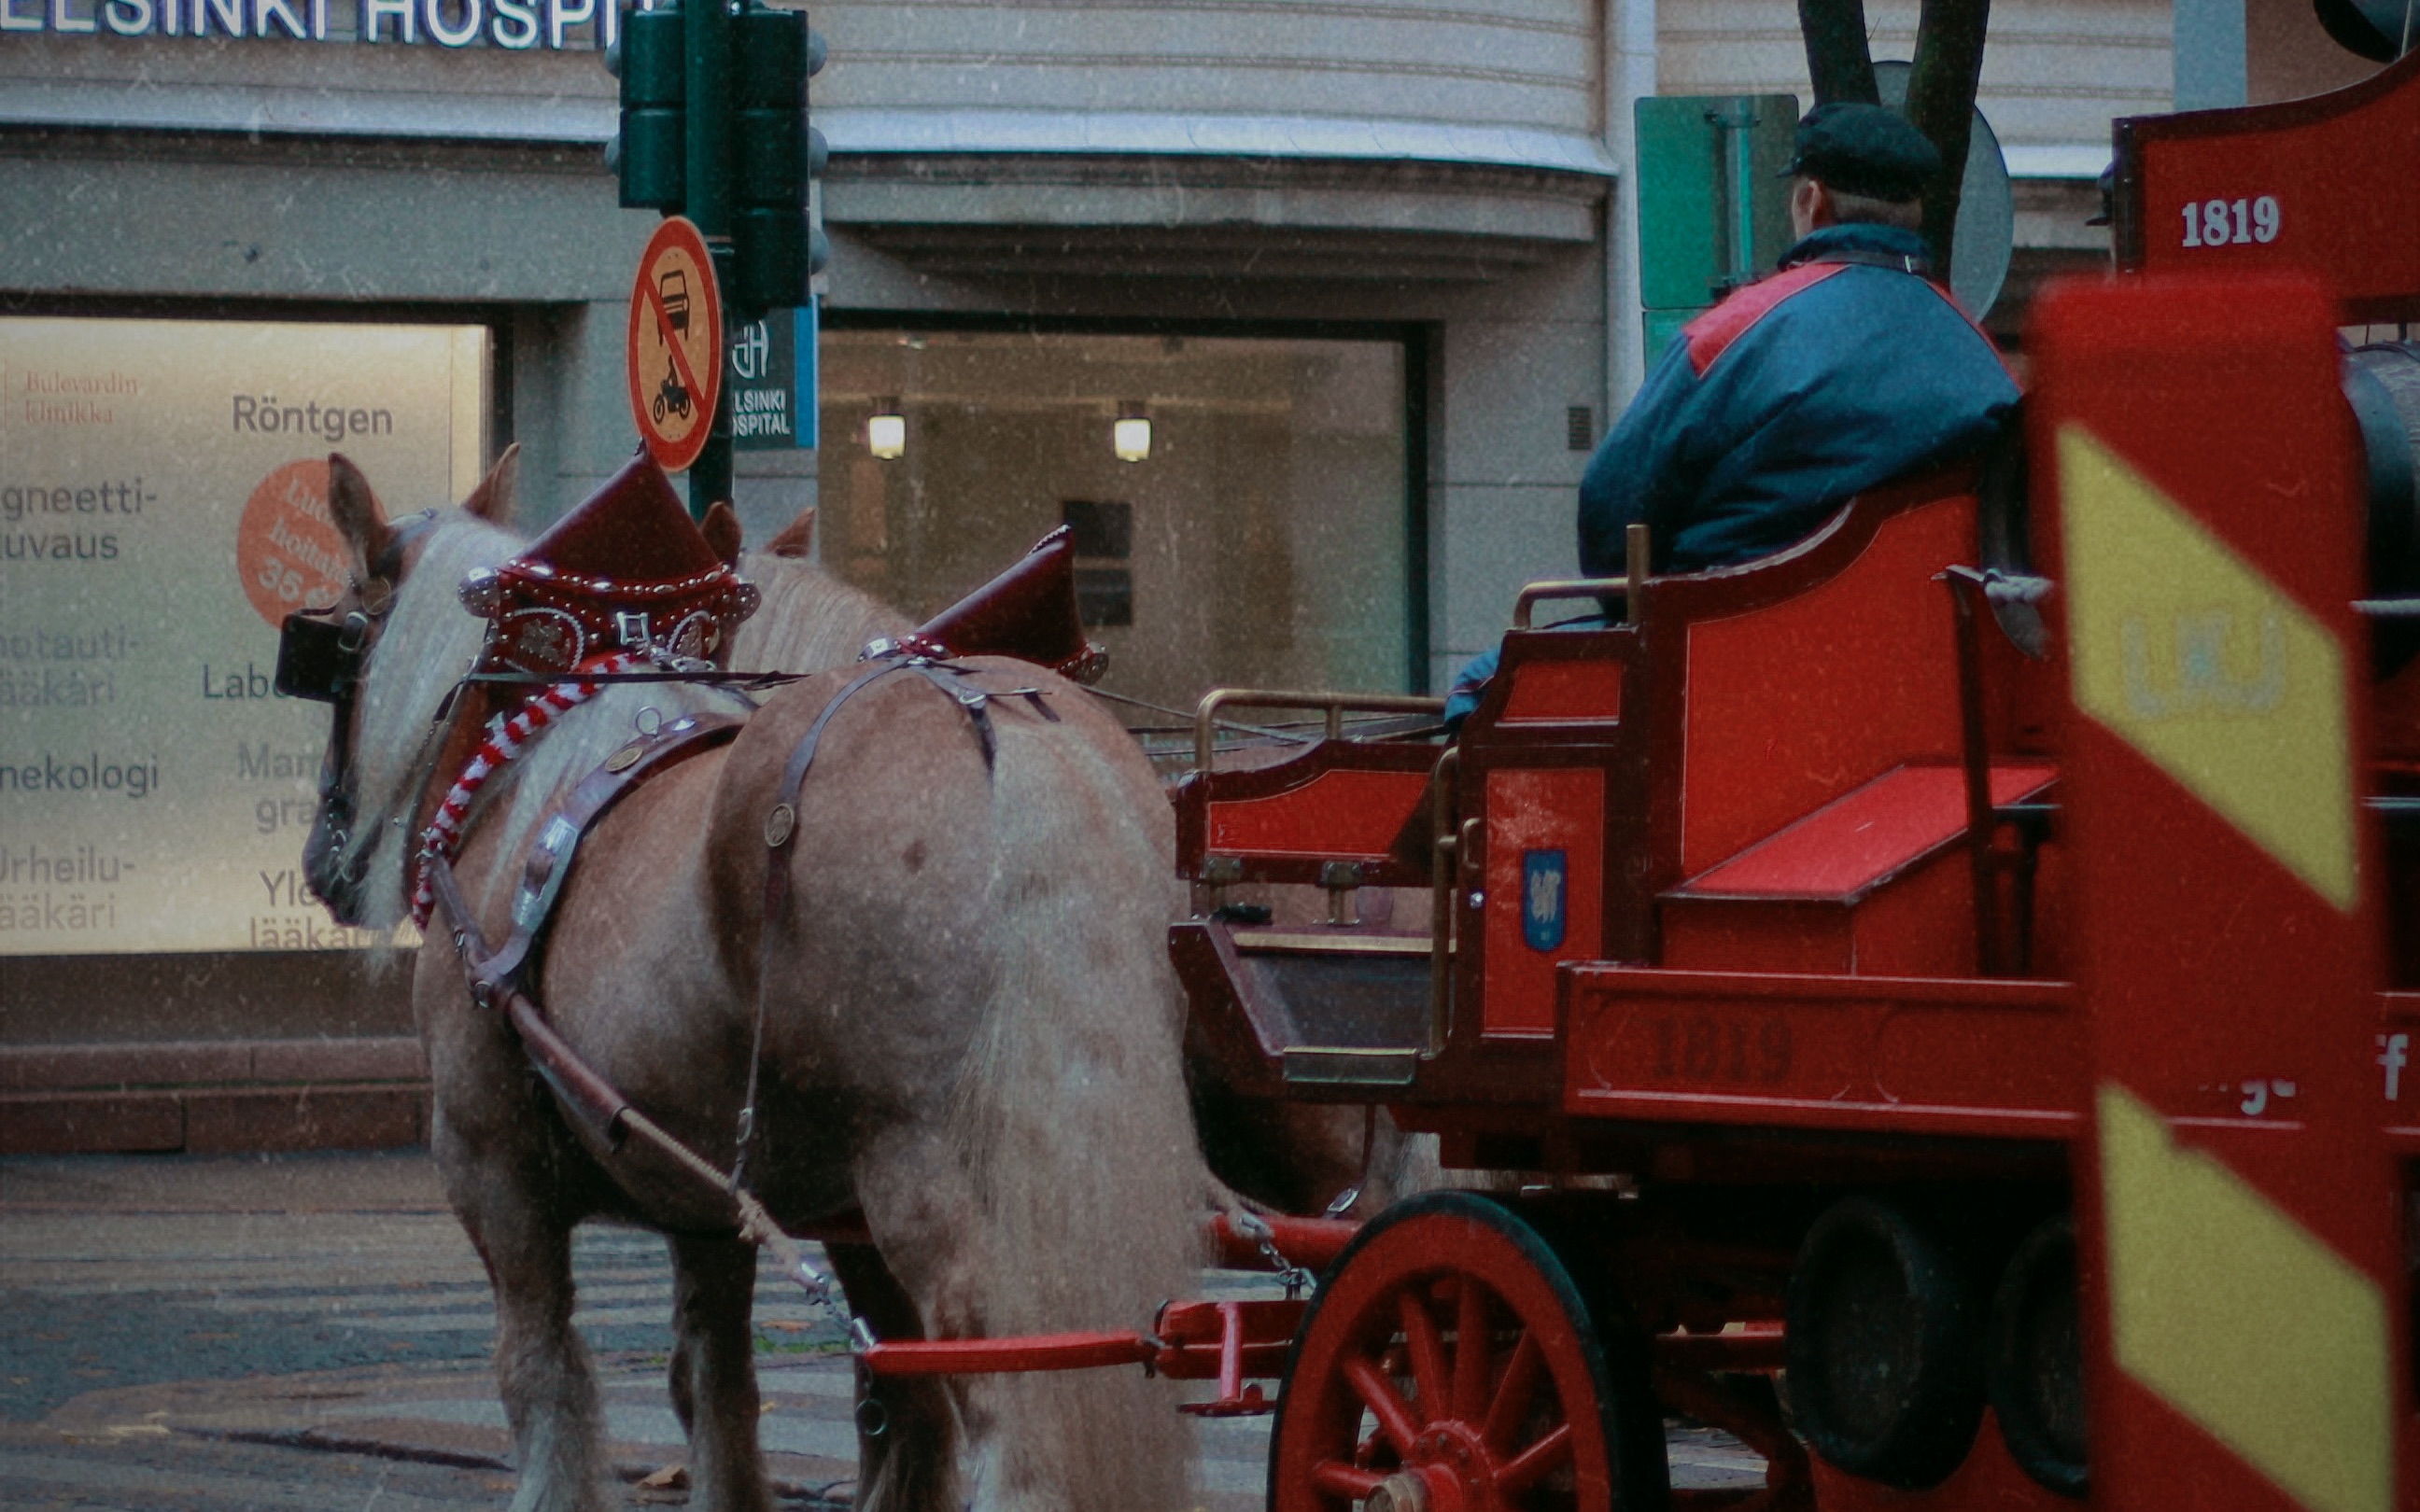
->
[[2033, 271, 2405, 1512], [1843, 847, 1977, 977], [1204, 767, 1430, 861], [1561, 967, 2080, 1137], [2389, 992, 2420, 1155], [1482, 767, 1604, 1036], [2118, 48, 2420, 321], [1498, 657, 1624, 723], [1678, 762, 2056, 899], [1681, 498, 1974, 876], [1660, 842, 1990, 977], [1659, 899, 1853, 973], [1806, 1411, 2075, 1511]]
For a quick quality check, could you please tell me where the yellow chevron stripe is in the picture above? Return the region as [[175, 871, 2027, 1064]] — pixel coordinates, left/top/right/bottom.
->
[[2100, 1085, 2392, 1512], [2060, 425, 2357, 910]]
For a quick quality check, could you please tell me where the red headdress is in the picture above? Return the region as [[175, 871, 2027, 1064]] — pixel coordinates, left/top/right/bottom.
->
[[457, 454, 759, 674]]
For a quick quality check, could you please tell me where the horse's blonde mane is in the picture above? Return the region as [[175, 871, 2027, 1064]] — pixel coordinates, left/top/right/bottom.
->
[[344, 511, 519, 930], [727, 550, 908, 672]]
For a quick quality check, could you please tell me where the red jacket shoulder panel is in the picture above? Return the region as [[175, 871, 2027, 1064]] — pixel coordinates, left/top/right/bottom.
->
[[1681, 262, 1851, 376]]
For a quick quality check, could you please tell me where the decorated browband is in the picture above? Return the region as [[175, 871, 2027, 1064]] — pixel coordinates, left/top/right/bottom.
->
[[454, 453, 759, 676]]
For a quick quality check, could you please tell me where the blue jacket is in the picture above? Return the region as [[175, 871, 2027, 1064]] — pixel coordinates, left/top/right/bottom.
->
[[1577, 223, 2018, 576], [1447, 224, 2014, 726]]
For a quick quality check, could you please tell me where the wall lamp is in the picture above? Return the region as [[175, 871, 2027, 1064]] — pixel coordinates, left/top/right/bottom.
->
[[1113, 399, 1150, 463], [866, 397, 906, 460]]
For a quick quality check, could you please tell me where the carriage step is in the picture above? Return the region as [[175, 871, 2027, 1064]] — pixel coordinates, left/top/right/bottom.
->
[[1281, 1045, 1420, 1086]]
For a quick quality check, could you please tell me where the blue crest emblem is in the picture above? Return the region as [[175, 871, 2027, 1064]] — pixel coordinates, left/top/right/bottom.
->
[[1522, 848, 1568, 952]]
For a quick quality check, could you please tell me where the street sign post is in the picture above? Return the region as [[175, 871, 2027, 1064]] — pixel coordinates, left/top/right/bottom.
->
[[729, 301, 819, 452], [626, 216, 724, 474]]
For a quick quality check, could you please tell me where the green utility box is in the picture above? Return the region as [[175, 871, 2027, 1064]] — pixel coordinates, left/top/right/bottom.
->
[[1634, 95, 1799, 369]]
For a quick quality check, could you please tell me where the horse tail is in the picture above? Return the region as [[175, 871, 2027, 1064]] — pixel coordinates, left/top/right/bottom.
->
[[947, 707, 1204, 1512]]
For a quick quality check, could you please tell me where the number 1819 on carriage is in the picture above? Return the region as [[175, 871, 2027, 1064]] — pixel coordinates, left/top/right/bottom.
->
[[2181, 194, 2280, 247]]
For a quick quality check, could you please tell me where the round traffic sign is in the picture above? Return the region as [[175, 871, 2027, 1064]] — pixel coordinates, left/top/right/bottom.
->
[[626, 217, 724, 473], [1875, 62, 2014, 323]]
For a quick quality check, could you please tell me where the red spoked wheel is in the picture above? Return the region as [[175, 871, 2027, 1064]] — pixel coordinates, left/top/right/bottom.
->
[[1269, 1193, 1667, 1512]]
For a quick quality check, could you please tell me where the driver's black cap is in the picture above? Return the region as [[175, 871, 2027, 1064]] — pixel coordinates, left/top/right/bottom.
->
[[1779, 102, 1942, 202]]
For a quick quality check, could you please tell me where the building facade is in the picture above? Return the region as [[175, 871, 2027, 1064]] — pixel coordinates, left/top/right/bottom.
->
[[0, 0, 2374, 1145]]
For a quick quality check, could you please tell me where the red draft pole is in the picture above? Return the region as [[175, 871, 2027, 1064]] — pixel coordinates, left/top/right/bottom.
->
[[2033, 270, 2406, 1512]]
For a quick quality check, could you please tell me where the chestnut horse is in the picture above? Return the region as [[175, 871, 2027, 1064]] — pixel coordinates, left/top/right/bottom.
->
[[301, 454, 1202, 1512]]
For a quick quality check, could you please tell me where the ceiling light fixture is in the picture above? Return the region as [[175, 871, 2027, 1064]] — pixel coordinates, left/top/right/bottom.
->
[[1113, 399, 1150, 463], [867, 397, 905, 460]]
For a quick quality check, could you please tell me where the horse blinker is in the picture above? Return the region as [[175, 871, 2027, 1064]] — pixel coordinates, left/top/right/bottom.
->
[[274, 607, 371, 703]]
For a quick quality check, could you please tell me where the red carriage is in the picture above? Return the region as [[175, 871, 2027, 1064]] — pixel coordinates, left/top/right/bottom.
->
[[870, 49, 2420, 1512]]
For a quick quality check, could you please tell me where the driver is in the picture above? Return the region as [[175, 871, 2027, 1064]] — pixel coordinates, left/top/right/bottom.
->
[[1446, 102, 2019, 725]]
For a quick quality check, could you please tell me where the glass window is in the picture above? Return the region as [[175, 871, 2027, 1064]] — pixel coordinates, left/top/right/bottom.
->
[[1, 315, 487, 956], [818, 329, 1414, 712]]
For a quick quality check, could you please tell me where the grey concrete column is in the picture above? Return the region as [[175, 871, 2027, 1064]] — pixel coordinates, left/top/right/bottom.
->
[[2174, 0, 2248, 109], [1605, 0, 1660, 417]]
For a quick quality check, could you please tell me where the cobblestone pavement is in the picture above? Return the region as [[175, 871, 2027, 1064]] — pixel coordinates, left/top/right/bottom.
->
[[0, 1152, 1767, 1509]]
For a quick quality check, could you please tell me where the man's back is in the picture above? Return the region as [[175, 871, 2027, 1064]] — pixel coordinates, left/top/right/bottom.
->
[[1578, 222, 2018, 578]]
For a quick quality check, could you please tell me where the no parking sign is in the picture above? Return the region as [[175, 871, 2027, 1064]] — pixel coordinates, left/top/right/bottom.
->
[[624, 217, 723, 473]]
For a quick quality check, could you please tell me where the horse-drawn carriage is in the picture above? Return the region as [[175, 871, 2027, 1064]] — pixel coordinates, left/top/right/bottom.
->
[[276, 50, 2417, 1512]]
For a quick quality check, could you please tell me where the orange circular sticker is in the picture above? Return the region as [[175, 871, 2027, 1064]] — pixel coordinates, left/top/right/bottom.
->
[[235, 459, 351, 628]]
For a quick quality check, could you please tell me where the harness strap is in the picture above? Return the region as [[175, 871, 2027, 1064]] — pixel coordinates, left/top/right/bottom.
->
[[729, 654, 1035, 1190], [411, 652, 645, 927], [468, 713, 746, 997]]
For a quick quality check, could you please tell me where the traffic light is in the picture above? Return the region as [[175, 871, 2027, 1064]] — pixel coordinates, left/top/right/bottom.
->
[[612, 5, 685, 212], [606, 0, 825, 307], [729, 6, 827, 309]]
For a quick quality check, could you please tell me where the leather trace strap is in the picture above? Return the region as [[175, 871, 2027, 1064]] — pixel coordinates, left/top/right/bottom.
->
[[729, 653, 1053, 1192], [469, 712, 746, 998]]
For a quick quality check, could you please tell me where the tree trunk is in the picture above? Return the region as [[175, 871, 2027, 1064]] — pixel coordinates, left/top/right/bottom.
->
[[1797, 0, 1881, 105], [1905, 0, 1993, 275]]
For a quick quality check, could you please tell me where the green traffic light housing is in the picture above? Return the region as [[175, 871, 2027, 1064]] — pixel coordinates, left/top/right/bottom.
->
[[614, 6, 685, 211], [728, 5, 823, 309], [607, 0, 825, 310]]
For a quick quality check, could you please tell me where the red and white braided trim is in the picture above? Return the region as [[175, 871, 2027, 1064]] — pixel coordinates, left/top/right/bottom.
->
[[410, 652, 643, 928]]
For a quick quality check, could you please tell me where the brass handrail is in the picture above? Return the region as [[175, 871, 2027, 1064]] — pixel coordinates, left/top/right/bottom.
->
[[1428, 748, 1461, 1056], [1511, 522, 1653, 629], [1511, 580, 1629, 630], [1190, 688, 1447, 777]]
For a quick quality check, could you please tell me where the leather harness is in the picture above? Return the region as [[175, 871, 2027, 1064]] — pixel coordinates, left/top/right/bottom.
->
[[424, 651, 1052, 1189]]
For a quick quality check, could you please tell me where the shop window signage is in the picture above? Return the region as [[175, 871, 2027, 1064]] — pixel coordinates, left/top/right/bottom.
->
[[0, 315, 488, 956], [0, 0, 624, 49]]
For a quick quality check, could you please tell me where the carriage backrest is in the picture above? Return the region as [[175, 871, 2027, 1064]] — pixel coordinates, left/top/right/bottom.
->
[[1455, 469, 2006, 1019], [1646, 470, 1980, 882]]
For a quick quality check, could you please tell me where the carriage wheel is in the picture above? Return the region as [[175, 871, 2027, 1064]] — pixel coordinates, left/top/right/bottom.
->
[[1268, 1192, 1666, 1512]]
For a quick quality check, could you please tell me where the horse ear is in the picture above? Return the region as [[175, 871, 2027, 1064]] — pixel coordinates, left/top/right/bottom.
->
[[766, 506, 815, 559], [699, 500, 744, 567], [326, 453, 394, 575], [463, 442, 520, 525]]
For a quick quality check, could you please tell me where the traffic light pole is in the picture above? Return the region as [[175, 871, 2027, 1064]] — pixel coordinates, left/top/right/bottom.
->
[[615, 0, 820, 520], [684, 0, 735, 520]]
